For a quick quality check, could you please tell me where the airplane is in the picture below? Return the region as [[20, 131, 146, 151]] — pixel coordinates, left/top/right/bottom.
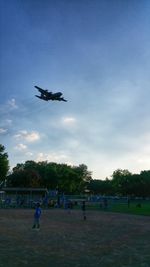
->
[[35, 86, 67, 102]]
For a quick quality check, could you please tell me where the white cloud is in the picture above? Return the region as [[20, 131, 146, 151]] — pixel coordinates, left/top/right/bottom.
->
[[60, 117, 78, 133], [14, 144, 33, 158], [25, 151, 33, 157], [14, 143, 27, 151], [25, 132, 40, 142], [0, 99, 18, 116], [61, 116, 77, 125], [0, 128, 7, 134], [14, 130, 40, 142], [36, 152, 70, 163], [7, 98, 18, 109]]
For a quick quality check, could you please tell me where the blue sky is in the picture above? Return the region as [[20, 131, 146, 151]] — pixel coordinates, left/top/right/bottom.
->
[[0, 0, 150, 179]]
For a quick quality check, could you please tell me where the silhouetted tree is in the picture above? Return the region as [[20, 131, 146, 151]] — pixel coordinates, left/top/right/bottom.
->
[[7, 161, 92, 193], [0, 144, 9, 182], [111, 169, 132, 195], [87, 179, 114, 195]]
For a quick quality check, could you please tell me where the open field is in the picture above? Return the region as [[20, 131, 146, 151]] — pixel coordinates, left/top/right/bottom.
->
[[0, 209, 150, 267], [87, 201, 150, 216], [109, 202, 150, 216]]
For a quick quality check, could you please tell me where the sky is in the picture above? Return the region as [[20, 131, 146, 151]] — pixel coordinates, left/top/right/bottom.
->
[[0, 0, 150, 179]]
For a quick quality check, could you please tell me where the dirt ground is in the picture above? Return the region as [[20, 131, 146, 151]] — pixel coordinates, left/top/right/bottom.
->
[[0, 209, 150, 267]]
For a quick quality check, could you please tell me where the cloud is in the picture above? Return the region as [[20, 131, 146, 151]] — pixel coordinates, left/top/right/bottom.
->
[[25, 151, 33, 156], [14, 143, 27, 151], [0, 128, 8, 134], [14, 144, 33, 160], [61, 116, 77, 126], [36, 151, 70, 163], [7, 98, 18, 109], [60, 116, 78, 133], [0, 99, 18, 118], [0, 120, 12, 135], [14, 130, 40, 142]]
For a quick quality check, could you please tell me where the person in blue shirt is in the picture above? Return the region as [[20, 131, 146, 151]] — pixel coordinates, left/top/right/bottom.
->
[[32, 203, 41, 229]]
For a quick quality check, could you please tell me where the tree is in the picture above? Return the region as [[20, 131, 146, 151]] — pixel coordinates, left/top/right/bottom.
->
[[37, 162, 58, 189], [72, 164, 92, 192], [7, 160, 92, 193], [0, 144, 9, 182], [138, 171, 150, 197], [111, 169, 132, 195], [87, 178, 114, 195]]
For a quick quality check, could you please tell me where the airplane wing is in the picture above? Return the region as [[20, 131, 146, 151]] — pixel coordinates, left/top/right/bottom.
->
[[34, 86, 47, 94], [35, 95, 48, 101], [34, 86, 45, 94], [35, 85, 43, 90], [60, 98, 67, 102]]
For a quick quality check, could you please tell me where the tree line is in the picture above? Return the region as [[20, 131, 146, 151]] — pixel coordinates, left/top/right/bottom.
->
[[88, 169, 150, 197], [0, 144, 9, 185], [7, 161, 92, 194], [0, 144, 150, 196]]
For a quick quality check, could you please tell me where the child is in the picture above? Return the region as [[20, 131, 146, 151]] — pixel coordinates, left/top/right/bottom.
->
[[32, 203, 41, 229]]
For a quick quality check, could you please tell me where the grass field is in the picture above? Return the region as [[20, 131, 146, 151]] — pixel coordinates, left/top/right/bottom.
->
[[0, 209, 150, 267], [87, 201, 150, 216], [110, 202, 150, 216]]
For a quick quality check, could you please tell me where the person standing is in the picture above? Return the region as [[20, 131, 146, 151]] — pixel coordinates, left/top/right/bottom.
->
[[81, 201, 86, 220], [32, 203, 41, 229]]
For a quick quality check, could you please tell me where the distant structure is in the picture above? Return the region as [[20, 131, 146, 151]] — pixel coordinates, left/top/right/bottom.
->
[[0, 187, 48, 207]]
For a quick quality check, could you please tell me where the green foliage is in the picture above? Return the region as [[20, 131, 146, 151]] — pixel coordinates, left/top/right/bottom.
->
[[0, 144, 9, 181], [7, 160, 92, 193], [5, 151, 150, 197], [88, 168, 150, 197], [87, 178, 114, 195], [140, 171, 150, 197], [111, 169, 132, 196]]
